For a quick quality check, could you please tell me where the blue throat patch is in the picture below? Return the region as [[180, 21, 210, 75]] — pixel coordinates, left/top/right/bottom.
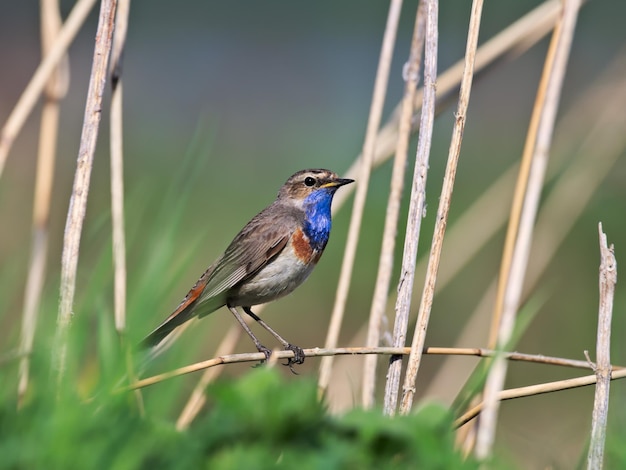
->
[[302, 189, 334, 251]]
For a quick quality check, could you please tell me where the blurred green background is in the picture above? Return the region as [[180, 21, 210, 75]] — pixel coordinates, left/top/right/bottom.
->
[[1, 1, 625, 467]]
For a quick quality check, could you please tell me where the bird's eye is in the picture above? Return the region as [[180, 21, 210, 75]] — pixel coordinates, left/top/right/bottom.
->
[[304, 176, 316, 187]]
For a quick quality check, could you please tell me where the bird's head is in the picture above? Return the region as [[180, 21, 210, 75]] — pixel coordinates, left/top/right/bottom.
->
[[277, 169, 354, 206]]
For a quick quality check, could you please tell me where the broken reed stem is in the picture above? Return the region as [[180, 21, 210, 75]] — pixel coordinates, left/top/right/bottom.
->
[[17, 0, 69, 406], [362, 0, 427, 410], [383, 0, 438, 417], [318, 0, 402, 394], [53, 0, 118, 391], [399, 0, 483, 416], [586, 224, 617, 470], [0, 0, 98, 180], [476, 0, 582, 459], [128, 345, 625, 391]]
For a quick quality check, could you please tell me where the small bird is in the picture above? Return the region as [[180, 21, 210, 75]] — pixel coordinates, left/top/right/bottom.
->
[[142, 168, 353, 370]]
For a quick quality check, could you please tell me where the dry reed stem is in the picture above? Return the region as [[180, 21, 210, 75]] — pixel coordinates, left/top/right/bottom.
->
[[456, 368, 626, 429], [488, 27, 558, 350], [110, 0, 130, 334], [54, 0, 118, 390], [468, 5, 566, 450], [128, 346, 624, 391], [527, 73, 626, 279], [109, 0, 142, 413], [361, 0, 427, 410], [17, 0, 69, 406], [476, 0, 582, 459], [0, 0, 97, 180], [399, 0, 483, 416], [318, 0, 403, 394], [586, 225, 616, 470], [382, 0, 438, 417]]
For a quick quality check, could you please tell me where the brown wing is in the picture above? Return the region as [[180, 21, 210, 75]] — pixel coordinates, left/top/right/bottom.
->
[[195, 216, 292, 309], [141, 205, 295, 348]]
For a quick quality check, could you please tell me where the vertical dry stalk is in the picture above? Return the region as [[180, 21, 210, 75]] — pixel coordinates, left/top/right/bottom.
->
[[110, 0, 130, 335], [476, 0, 581, 459], [17, 0, 69, 405], [487, 0, 588, 348], [0, 0, 97, 180], [318, 0, 403, 394], [109, 0, 142, 412], [587, 224, 616, 470], [399, 0, 484, 416], [382, 0, 438, 417], [54, 0, 118, 389], [361, 0, 427, 410]]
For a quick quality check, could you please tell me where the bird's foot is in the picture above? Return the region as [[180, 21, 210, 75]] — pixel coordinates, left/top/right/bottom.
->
[[283, 344, 305, 374], [252, 344, 273, 368]]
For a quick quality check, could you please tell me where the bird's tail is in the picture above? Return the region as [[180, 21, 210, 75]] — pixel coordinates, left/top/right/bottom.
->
[[140, 267, 221, 350], [140, 288, 225, 352], [140, 307, 197, 349]]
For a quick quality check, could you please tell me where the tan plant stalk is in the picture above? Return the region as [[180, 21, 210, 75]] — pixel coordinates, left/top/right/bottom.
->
[[18, 0, 69, 406], [110, 0, 130, 336], [382, 0, 438, 416], [476, 0, 582, 458], [586, 225, 616, 470], [109, 0, 142, 413], [128, 345, 624, 391], [456, 368, 626, 428], [53, 0, 118, 391]]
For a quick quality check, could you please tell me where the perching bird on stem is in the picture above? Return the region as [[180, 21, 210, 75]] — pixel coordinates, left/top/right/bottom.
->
[[142, 168, 353, 371]]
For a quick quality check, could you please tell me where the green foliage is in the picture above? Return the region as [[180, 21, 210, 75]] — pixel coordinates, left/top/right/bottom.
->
[[0, 368, 475, 470]]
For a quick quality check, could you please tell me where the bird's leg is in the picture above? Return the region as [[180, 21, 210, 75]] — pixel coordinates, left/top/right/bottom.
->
[[227, 305, 271, 364], [242, 306, 305, 372]]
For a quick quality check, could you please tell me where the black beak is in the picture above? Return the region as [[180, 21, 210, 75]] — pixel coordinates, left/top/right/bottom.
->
[[322, 177, 354, 188]]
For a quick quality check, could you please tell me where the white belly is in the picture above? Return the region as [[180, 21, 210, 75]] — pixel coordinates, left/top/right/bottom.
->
[[229, 243, 317, 307]]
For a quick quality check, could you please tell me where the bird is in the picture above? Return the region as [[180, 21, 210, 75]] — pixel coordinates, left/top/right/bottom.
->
[[141, 168, 354, 370]]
